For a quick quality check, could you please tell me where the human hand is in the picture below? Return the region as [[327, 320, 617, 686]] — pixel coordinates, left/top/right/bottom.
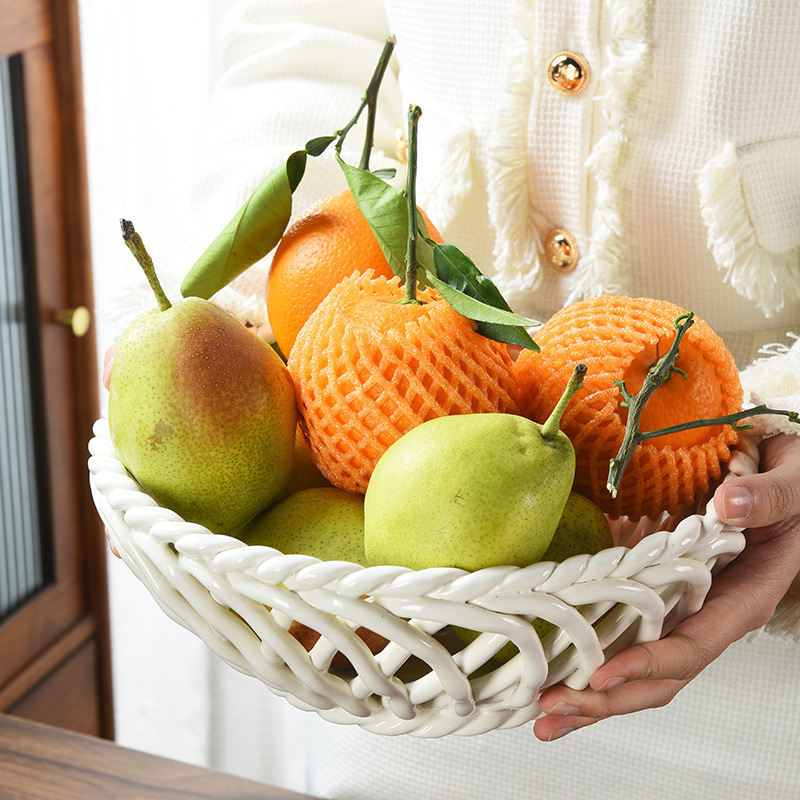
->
[[533, 432, 800, 742], [103, 341, 117, 390], [105, 527, 121, 559]]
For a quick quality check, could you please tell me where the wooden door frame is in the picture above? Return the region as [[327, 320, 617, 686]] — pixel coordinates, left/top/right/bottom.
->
[[0, 0, 113, 738]]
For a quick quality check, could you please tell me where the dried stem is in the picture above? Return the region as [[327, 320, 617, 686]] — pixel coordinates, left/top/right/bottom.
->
[[120, 219, 171, 311], [334, 36, 396, 170]]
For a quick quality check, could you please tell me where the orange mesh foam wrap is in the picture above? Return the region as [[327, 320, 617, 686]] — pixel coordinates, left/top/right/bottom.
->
[[288, 271, 521, 494]]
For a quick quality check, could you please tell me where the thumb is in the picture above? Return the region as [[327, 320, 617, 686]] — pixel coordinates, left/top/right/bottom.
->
[[103, 341, 118, 391], [714, 437, 800, 528]]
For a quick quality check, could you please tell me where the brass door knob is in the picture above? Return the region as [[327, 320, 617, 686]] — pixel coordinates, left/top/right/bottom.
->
[[54, 306, 91, 337]]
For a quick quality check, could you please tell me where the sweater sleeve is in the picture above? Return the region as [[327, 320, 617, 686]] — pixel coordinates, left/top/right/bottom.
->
[[738, 334, 800, 439], [185, 0, 403, 329]]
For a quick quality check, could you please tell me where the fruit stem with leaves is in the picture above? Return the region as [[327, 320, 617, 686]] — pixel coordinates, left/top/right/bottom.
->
[[334, 35, 396, 170], [402, 104, 423, 306], [607, 312, 800, 497], [121, 219, 171, 311]]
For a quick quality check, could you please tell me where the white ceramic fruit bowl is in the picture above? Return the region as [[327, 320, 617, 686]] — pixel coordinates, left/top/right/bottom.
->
[[88, 414, 758, 737]]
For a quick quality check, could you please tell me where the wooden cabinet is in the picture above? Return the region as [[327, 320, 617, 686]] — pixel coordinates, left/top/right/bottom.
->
[[0, 0, 113, 738]]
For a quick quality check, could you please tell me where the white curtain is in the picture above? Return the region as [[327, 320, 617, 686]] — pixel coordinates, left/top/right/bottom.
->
[[78, 0, 313, 790]]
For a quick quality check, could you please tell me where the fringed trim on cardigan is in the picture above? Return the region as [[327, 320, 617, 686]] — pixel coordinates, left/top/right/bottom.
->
[[485, 0, 545, 301], [739, 333, 800, 438], [419, 123, 475, 232], [566, 0, 650, 304], [697, 141, 800, 317]]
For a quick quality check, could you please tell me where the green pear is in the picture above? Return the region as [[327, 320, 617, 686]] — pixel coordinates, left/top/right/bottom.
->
[[454, 491, 613, 661], [540, 491, 613, 563], [235, 487, 388, 663], [108, 220, 297, 533], [363, 365, 587, 571], [235, 486, 366, 564]]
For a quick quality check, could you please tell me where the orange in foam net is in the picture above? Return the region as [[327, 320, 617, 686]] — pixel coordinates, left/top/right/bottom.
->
[[513, 295, 743, 520], [287, 270, 521, 494]]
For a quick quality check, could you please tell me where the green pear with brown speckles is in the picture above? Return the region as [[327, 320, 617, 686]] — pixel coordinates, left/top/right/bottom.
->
[[108, 221, 297, 533]]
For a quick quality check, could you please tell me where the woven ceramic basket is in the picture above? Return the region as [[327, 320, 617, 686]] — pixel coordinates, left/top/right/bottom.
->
[[88, 414, 758, 737]]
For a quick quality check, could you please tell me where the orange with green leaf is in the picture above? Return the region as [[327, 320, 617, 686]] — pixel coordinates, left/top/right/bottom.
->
[[288, 269, 521, 493], [286, 106, 537, 493]]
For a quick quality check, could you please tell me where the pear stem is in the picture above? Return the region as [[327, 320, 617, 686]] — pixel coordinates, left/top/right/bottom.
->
[[541, 363, 587, 441], [121, 219, 171, 311], [402, 104, 423, 306]]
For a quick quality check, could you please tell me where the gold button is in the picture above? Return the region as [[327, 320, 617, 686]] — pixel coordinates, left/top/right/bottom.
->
[[544, 229, 579, 272], [547, 52, 590, 96]]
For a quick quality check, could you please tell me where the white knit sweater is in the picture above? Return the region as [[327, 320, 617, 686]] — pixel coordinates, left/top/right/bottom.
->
[[185, 0, 800, 358]]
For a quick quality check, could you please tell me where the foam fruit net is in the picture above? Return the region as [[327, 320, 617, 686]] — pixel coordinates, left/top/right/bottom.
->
[[288, 271, 520, 493]]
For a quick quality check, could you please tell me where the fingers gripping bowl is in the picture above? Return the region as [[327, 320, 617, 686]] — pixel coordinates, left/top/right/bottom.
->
[[89, 415, 756, 737]]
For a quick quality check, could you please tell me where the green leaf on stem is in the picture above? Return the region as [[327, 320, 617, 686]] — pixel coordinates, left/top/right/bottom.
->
[[181, 149, 308, 299], [426, 244, 540, 350], [305, 135, 337, 157], [422, 268, 540, 350], [337, 155, 435, 286], [338, 155, 540, 350]]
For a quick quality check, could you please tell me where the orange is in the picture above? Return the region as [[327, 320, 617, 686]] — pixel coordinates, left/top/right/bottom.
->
[[267, 189, 443, 356], [513, 296, 742, 520], [287, 270, 520, 494]]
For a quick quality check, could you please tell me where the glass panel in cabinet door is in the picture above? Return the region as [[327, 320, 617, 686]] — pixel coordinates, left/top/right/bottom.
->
[[0, 54, 52, 622]]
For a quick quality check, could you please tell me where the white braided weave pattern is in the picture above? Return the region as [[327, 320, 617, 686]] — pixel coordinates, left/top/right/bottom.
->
[[88, 417, 757, 737]]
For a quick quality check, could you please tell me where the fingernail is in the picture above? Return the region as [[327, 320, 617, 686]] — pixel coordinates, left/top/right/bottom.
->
[[548, 702, 580, 716], [547, 726, 574, 742], [599, 676, 626, 691], [722, 485, 752, 523]]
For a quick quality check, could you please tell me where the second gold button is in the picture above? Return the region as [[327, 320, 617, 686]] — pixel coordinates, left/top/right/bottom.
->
[[547, 52, 590, 96], [544, 229, 579, 272]]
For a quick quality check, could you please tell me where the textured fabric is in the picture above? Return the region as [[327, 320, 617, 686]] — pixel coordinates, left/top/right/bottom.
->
[[183, 0, 800, 338], [304, 632, 800, 800]]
